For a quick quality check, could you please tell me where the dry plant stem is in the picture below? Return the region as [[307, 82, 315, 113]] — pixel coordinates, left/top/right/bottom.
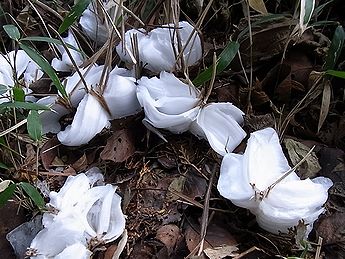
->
[[256, 233, 280, 254], [202, 52, 217, 104], [197, 165, 216, 256], [27, 0, 59, 57], [96, 0, 136, 64], [245, 0, 253, 114], [130, 34, 140, 80], [112, 229, 128, 259], [49, 25, 90, 96], [315, 236, 323, 259], [278, 74, 324, 137], [261, 145, 315, 199], [114, 1, 145, 26], [0, 118, 27, 138]]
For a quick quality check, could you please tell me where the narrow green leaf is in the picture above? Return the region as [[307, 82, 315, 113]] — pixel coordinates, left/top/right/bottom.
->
[[21, 36, 83, 53], [3, 24, 21, 40], [0, 183, 15, 207], [18, 182, 45, 209], [324, 26, 345, 70], [13, 87, 25, 102], [301, 0, 315, 25], [0, 162, 8, 169], [59, 0, 92, 34], [27, 110, 42, 141], [326, 70, 345, 79], [0, 101, 50, 110], [0, 84, 7, 95], [19, 43, 68, 99], [193, 41, 240, 86]]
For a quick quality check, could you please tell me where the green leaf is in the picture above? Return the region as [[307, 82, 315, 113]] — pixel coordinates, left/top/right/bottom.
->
[[324, 26, 345, 70], [0, 183, 15, 207], [0, 162, 8, 169], [0, 84, 7, 95], [59, 0, 92, 34], [18, 182, 45, 209], [13, 87, 25, 102], [3, 24, 21, 40], [19, 43, 68, 99], [193, 41, 240, 86], [301, 0, 315, 25], [326, 70, 345, 79], [27, 110, 42, 141], [0, 101, 50, 110], [21, 36, 83, 54]]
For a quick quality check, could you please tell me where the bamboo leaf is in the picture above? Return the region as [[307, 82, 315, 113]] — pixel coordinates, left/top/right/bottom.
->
[[59, 0, 92, 34], [3, 24, 21, 40], [27, 110, 42, 141], [0, 101, 49, 110], [326, 70, 345, 79], [300, 0, 315, 29], [324, 26, 345, 70], [19, 43, 68, 99], [0, 183, 15, 208], [18, 182, 45, 209], [248, 0, 268, 14], [13, 87, 25, 102], [318, 80, 331, 132], [193, 41, 240, 86], [21, 36, 83, 53]]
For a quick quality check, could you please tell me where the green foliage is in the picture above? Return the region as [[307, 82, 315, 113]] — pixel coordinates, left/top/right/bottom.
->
[[13, 87, 25, 102], [0, 101, 49, 111], [3, 24, 21, 40], [18, 182, 45, 209], [326, 70, 345, 78], [0, 162, 8, 169], [193, 41, 240, 86], [19, 43, 68, 99], [324, 25, 345, 70], [59, 0, 92, 33], [0, 183, 16, 207], [0, 84, 7, 95], [27, 110, 43, 141]]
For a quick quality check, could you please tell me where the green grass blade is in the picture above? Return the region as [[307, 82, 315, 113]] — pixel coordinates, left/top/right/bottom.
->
[[193, 41, 240, 86], [27, 110, 42, 141], [21, 36, 83, 53], [0, 162, 8, 169], [3, 24, 21, 40], [326, 70, 345, 79], [19, 42, 68, 99], [0, 101, 50, 110], [59, 0, 92, 34], [13, 87, 25, 102], [18, 182, 45, 209], [0, 183, 16, 207], [324, 25, 345, 70]]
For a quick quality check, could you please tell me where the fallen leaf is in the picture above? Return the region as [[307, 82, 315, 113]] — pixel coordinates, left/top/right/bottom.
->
[[316, 212, 345, 246], [156, 224, 181, 255], [40, 137, 60, 170], [248, 0, 268, 14], [100, 129, 135, 163], [318, 79, 331, 132], [284, 138, 321, 178], [204, 245, 238, 259]]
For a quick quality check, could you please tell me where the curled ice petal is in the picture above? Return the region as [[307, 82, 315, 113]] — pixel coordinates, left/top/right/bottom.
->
[[57, 93, 110, 146], [103, 68, 141, 119], [136, 72, 200, 133], [51, 30, 84, 72], [190, 103, 246, 156], [63, 65, 104, 107], [116, 21, 202, 72], [29, 218, 85, 258], [217, 127, 332, 234], [36, 96, 69, 134], [54, 243, 92, 259]]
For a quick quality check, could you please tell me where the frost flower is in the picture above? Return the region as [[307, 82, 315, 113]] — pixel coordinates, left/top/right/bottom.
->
[[0, 50, 42, 103], [116, 21, 202, 72], [136, 71, 200, 133], [217, 127, 332, 234], [103, 67, 141, 119], [190, 103, 246, 155], [80, 0, 120, 45], [57, 93, 110, 146], [51, 30, 85, 72]]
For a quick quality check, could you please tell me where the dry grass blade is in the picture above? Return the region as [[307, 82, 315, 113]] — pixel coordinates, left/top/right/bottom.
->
[[317, 79, 332, 132]]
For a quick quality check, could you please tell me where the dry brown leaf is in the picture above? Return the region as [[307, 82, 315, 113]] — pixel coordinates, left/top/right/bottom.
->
[[247, 0, 268, 14], [204, 245, 238, 259], [318, 80, 332, 132], [156, 224, 181, 255], [40, 137, 60, 170], [100, 129, 135, 163]]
